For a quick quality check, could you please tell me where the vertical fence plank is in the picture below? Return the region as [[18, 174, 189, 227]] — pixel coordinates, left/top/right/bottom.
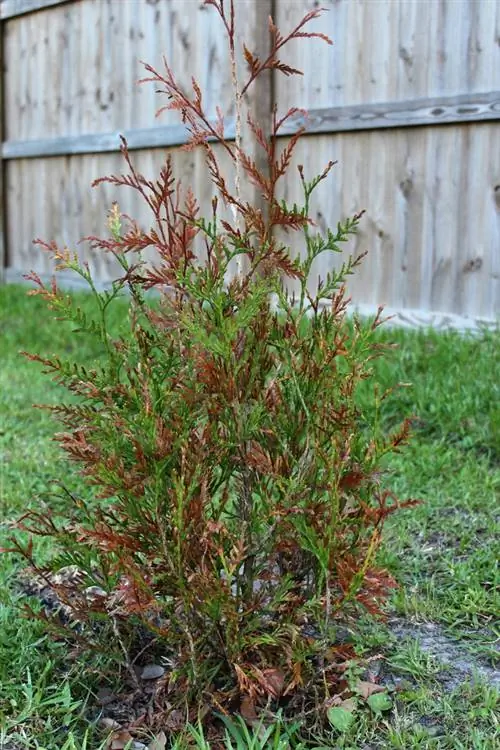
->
[[0, 20, 5, 280], [237, 0, 274, 219]]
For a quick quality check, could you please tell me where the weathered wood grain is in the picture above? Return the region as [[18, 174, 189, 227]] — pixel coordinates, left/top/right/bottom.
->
[[0, 0, 72, 20], [276, 0, 500, 107], [3, 0, 232, 140], [5, 144, 234, 283], [2, 0, 500, 323], [278, 91, 500, 136], [237, 0, 273, 210], [277, 123, 500, 320], [0, 24, 4, 279]]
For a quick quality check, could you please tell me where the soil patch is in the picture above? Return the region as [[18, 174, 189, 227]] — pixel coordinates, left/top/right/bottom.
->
[[387, 618, 499, 691]]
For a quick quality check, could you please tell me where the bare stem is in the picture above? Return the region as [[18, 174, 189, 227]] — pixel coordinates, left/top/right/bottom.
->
[[229, 2, 243, 275], [240, 465, 254, 599], [111, 616, 140, 687]]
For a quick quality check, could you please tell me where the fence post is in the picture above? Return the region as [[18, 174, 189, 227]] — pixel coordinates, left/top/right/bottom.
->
[[0, 17, 5, 283], [237, 0, 274, 223]]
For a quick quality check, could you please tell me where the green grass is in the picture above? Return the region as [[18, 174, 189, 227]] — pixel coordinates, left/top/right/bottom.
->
[[0, 283, 498, 749]]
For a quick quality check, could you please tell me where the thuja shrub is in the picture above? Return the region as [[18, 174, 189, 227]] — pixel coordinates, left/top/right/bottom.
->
[[7, 0, 414, 732]]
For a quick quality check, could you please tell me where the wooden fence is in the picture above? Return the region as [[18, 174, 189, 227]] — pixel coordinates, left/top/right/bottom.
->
[[1, 0, 499, 330]]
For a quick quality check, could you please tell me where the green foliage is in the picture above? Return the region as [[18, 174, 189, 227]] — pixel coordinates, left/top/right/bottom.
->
[[219, 714, 301, 749], [3, 0, 416, 741], [366, 692, 392, 715], [327, 705, 356, 733]]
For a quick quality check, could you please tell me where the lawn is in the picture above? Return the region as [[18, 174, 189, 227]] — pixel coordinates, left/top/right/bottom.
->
[[0, 283, 498, 749]]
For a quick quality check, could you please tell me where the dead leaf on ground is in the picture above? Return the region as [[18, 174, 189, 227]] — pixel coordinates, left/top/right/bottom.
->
[[356, 679, 386, 699], [99, 717, 121, 731], [240, 694, 259, 723], [108, 730, 134, 750], [340, 697, 357, 712], [234, 663, 258, 699], [283, 660, 303, 696], [163, 708, 184, 732], [148, 731, 167, 750], [252, 666, 286, 698], [264, 667, 286, 697]]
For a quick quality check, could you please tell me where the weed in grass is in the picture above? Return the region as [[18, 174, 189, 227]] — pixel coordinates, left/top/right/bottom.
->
[[386, 638, 443, 681]]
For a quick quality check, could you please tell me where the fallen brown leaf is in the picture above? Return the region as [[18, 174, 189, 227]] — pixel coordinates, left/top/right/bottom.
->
[[340, 697, 357, 712], [148, 731, 167, 750], [283, 661, 303, 696], [250, 665, 285, 698], [163, 709, 184, 732], [108, 730, 134, 750], [99, 717, 121, 732], [356, 680, 386, 700], [240, 694, 259, 723], [261, 667, 285, 698]]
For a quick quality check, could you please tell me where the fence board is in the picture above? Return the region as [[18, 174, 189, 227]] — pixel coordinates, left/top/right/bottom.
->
[[237, 0, 273, 227], [3, 0, 232, 140], [275, 0, 500, 107], [278, 122, 499, 320], [2, 124, 236, 159], [0, 23, 4, 279], [278, 91, 500, 135], [6, 143, 234, 280], [0, 0, 71, 20], [1, 0, 499, 324]]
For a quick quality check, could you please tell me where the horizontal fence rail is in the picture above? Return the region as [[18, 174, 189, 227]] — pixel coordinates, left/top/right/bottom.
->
[[0, 0, 72, 19], [2, 92, 499, 160], [279, 91, 500, 136]]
